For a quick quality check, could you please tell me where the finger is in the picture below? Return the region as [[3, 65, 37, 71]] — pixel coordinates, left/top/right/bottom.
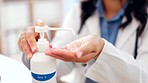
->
[[76, 52, 96, 63], [27, 26, 39, 41], [51, 53, 75, 62], [45, 49, 69, 61], [53, 49, 77, 60], [46, 53, 68, 62], [20, 36, 33, 59], [18, 32, 26, 51], [26, 27, 38, 53], [45, 48, 95, 63], [75, 43, 93, 57], [45, 48, 77, 61]]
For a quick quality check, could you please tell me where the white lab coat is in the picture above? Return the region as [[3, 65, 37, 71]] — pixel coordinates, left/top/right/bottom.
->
[[22, 4, 148, 83], [51, 4, 148, 83]]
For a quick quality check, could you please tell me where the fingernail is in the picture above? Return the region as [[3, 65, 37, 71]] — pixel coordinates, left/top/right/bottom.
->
[[27, 55, 32, 60], [50, 44, 53, 48], [76, 51, 83, 58], [32, 46, 37, 52]]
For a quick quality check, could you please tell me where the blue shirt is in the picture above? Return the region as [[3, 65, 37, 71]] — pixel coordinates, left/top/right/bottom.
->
[[96, 0, 128, 45]]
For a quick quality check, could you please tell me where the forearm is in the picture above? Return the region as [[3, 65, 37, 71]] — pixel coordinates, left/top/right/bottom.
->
[[84, 40, 148, 83]]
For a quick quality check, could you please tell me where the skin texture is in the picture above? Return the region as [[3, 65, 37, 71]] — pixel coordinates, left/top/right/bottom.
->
[[18, 20, 50, 59], [103, 0, 127, 20], [45, 35, 104, 63]]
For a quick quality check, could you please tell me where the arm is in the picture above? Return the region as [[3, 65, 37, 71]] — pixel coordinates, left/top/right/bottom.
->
[[84, 40, 148, 83], [85, 23, 148, 83]]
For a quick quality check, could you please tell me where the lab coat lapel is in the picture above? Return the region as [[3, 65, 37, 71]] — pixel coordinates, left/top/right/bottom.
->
[[83, 12, 139, 49], [115, 17, 140, 48], [85, 11, 100, 35]]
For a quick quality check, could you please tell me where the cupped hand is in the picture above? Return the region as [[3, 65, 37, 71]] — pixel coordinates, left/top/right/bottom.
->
[[45, 35, 104, 63]]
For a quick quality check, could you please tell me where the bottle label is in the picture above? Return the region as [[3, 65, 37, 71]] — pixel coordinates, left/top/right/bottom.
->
[[31, 71, 56, 81]]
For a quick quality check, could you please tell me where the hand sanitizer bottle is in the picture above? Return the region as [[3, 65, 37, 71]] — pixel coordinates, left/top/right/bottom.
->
[[31, 20, 75, 83], [31, 23, 57, 83]]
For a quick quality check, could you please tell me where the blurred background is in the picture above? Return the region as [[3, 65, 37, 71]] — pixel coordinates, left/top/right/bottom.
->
[[0, 0, 79, 58]]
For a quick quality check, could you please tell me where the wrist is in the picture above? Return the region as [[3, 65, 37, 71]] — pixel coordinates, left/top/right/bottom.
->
[[94, 38, 105, 59]]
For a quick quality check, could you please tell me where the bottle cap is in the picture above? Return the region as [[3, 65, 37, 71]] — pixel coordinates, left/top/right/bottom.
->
[[35, 20, 76, 51]]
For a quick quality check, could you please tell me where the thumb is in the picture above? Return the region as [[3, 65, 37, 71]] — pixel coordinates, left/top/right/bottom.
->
[[75, 43, 97, 63], [75, 43, 94, 58], [36, 19, 45, 27]]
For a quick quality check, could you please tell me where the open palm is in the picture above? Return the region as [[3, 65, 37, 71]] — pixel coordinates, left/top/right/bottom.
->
[[45, 35, 104, 63]]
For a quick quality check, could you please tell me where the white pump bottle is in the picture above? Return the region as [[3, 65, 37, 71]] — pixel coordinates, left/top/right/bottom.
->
[[31, 22, 75, 83], [31, 24, 57, 83]]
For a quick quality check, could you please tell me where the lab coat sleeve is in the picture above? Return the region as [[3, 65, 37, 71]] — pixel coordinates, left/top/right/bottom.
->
[[22, 53, 30, 69], [84, 39, 148, 83]]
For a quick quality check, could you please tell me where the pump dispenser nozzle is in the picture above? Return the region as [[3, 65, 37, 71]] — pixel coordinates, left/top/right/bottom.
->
[[34, 21, 48, 51], [35, 20, 76, 51]]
